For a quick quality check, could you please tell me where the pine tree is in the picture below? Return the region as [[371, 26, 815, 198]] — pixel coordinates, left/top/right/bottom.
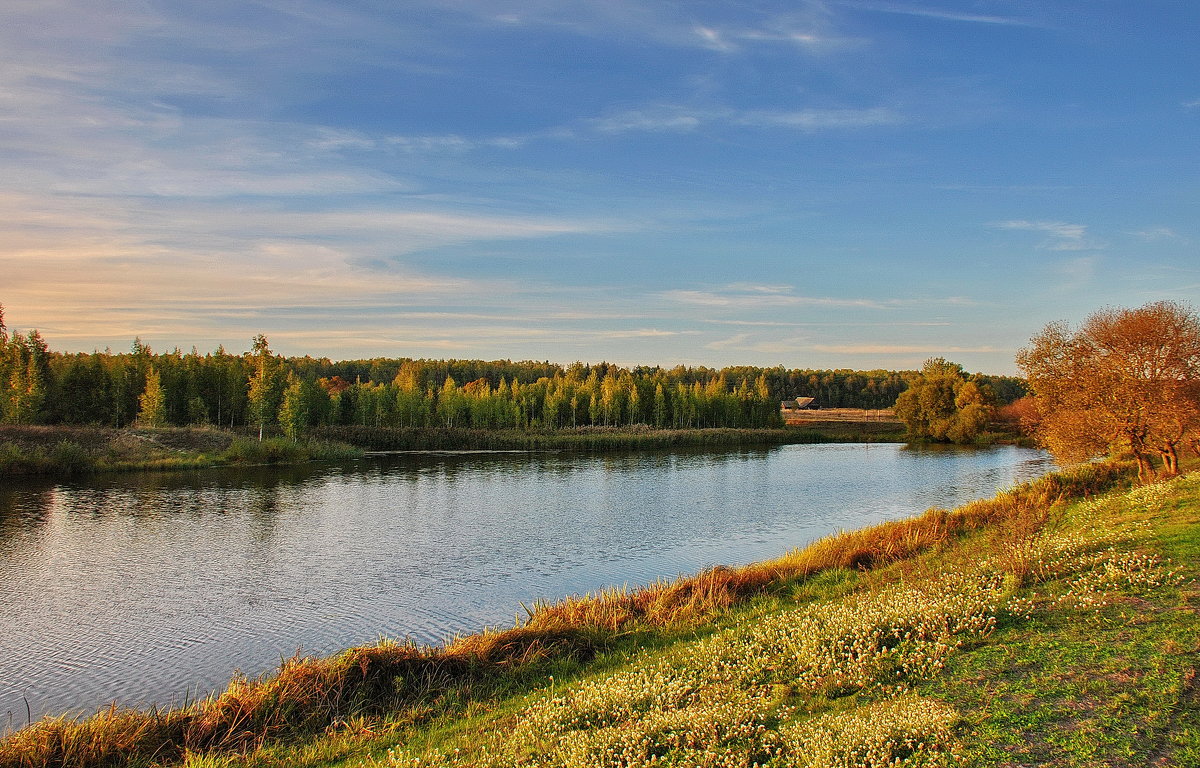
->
[[5, 330, 49, 424]]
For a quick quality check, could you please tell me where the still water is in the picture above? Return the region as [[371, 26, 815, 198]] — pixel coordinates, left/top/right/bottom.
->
[[0, 443, 1052, 726]]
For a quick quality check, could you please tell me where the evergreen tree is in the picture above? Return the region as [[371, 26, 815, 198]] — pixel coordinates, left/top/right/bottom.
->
[[55, 353, 114, 425], [5, 330, 49, 424]]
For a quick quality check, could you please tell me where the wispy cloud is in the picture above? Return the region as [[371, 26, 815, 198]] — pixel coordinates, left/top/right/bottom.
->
[[993, 220, 1104, 251], [706, 334, 815, 357], [705, 333, 751, 350], [691, 14, 862, 55], [839, 1, 1041, 27], [738, 107, 903, 130], [1130, 227, 1184, 242], [435, 1, 857, 56], [704, 319, 957, 328], [578, 104, 904, 137], [693, 26, 737, 53], [586, 107, 706, 134], [812, 344, 1001, 354], [1055, 256, 1098, 287], [659, 285, 885, 310], [0, 187, 627, 351]]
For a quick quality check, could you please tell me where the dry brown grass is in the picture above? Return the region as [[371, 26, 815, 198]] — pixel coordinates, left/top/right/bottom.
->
[[783, 408, 899, 424], [0, 461, 1130, 768], [0, 643, 471, 768]]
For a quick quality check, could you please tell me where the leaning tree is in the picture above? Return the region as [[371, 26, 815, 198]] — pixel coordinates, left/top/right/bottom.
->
[[1017, 301, 1200, 483]]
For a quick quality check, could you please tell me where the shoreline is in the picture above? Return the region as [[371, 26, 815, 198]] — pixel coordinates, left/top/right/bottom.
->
[[0, 459, 1158, 768], [0, 423, 909, 478]]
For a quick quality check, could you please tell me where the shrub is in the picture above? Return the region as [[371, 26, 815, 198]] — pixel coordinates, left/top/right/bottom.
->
[[49, 441, 92, 474]]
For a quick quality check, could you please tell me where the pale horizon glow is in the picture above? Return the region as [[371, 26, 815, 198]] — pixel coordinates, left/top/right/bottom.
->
[[2, 1, 1198, 374]]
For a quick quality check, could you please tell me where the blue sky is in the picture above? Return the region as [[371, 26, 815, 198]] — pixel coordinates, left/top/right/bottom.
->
[[2, 1, 1197, 374]]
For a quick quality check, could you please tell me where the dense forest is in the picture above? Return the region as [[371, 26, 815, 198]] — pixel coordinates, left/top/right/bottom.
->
[[0, 308, 1024, 434]]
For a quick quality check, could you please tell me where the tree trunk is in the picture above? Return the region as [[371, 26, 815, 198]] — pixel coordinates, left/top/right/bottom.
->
[[1160, 443, 1179, 476], [1133, 450, 1155, 484]]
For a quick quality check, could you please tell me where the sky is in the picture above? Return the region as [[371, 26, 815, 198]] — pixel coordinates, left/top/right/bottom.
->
[[1, 1, 1197, 374]]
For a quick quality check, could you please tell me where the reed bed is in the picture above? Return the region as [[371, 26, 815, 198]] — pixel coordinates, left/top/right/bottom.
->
[[0, 429, 360, 476], [315, 426, 814, 452], [0, 461, 1131, 768]]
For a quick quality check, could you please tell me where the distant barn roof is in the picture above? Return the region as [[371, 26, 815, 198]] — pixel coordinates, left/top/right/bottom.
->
[[781, 397, 817, 410]]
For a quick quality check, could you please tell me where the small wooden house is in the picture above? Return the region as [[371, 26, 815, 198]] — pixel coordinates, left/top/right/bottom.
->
[[780, 397, 817, 413]]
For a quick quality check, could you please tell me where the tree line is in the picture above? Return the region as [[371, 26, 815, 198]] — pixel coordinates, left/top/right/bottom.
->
[[0, 305, 1027, 435]]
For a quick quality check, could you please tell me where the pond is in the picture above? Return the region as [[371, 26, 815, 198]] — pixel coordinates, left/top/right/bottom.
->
[[0, 443, 1053, 727]]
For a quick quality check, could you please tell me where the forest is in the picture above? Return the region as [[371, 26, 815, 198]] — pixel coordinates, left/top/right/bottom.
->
[[0, 308, 1025, 435]]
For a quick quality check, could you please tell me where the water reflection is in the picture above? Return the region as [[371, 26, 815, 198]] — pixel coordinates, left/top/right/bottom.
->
[[0, 444, 1053, 725]]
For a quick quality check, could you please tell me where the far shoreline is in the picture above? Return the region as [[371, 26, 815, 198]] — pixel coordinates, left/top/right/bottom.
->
[[0, 422, 912, 478]]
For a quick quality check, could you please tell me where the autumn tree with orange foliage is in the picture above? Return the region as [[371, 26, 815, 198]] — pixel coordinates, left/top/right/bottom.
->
[[1017, 301, 1200, 483]]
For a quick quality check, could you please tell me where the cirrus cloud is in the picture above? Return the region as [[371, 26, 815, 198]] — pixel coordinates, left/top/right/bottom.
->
[[992, 220, 1105, 252]]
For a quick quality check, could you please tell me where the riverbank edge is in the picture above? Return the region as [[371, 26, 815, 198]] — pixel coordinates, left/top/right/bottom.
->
[[314, 424, 906, 452], [0, 423, 906, 477], [0, 459, 1136, 768], [0, 425, 362, 476]]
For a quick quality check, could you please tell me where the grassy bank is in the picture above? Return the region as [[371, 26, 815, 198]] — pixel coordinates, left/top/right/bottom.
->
[[0, 426, 361, 476], [0, 424, 906, 477], [4, 459, 1180, 767], [315, 424, 901, 452]]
